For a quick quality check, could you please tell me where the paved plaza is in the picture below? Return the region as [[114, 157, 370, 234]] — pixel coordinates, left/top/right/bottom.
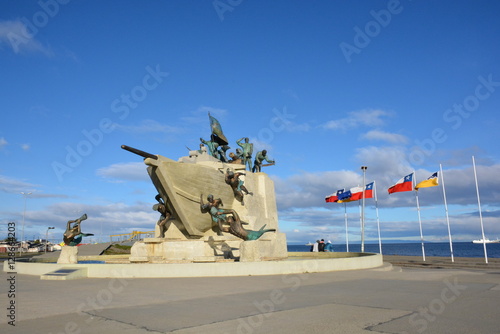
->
[[2, 260, 500, 334]]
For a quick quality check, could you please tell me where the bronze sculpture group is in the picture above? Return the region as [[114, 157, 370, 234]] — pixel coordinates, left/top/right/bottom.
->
[[199, 115, 276, 173], [122, 112, 277, 242]]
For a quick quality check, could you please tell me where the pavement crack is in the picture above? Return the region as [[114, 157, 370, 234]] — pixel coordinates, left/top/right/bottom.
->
[[364, 311, 414, 333], [82, 311, 164, 333]]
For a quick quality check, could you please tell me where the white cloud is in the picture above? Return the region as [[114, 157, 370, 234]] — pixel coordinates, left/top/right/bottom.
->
[[322, 109, 392, 131], [361, 130, 408, 144], [0, 175, 38, 194], [97, 162, 150, 182], [0, 137, 7, 149], [181, 106, 228, 126], [7, 201, 158, 240], [117, 119, 183, 135], [21, 143, 30, 151], [0, 175, 68, 198], [0, 19, 52, 56], [273, 170, 362, 211]]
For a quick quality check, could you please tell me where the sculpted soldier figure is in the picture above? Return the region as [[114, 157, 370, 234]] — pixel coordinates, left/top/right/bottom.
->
[[228, 152, 242, 164], [236, 137, 253, 171], [63, 214, 93, 246], [200, 194, 227, 235], [225, 168, 253, 205], [252, 150, 275, 173], [200, 195, 275, 240], [218, 144, 230, 162], [153, 194, 172, 238], [200, 135, 220, 159]]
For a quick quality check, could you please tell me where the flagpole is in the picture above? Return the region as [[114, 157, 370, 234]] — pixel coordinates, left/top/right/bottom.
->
[[440, 164, 454, 262], [374, 180, 382, 254], [358, 200, 362, 252], [361, 166, 367, 252], [344, 202, 349, 252], [472, 156, 488, 264], [414, 171, 426, 261]]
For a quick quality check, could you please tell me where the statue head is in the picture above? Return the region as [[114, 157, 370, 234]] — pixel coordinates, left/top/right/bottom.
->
[[245, 137, 249, 143], [262, 150, 267, 156], [207, 194, 214, 202]]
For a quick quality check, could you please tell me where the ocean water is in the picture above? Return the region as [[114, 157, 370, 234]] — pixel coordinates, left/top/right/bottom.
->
[[287, 242, 500, 258]]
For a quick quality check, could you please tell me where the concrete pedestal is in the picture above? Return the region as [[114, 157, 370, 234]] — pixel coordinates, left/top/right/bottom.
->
[[57, 246, 78, 264], [129, 233, 288, 263], [239, 232, 288, 262]]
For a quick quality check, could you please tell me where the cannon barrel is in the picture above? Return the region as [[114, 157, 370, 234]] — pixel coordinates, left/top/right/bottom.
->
[[121, 145, 158, 160]]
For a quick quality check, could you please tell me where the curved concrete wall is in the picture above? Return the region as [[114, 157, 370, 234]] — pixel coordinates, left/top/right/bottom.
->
[[5, 253, 383, 278]]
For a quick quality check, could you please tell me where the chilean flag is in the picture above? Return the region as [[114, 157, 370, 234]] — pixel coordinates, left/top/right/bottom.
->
[[364, 182, 374, 199], [388, 173, 414, 194], [349, 186, 364, 201], [349, 182, 374, 201], [325, 189, 344, 203]]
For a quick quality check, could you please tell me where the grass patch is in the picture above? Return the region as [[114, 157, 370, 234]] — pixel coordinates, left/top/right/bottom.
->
[[103, 244, 132, 255]]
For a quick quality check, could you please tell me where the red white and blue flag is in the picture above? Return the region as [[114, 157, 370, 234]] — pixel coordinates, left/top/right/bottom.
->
[[325, 189, 344, 203], [349, 186, 364, 201], [349, 182, 375, 201], [388, 173, 414, 194], [364, 182, 374, 199]]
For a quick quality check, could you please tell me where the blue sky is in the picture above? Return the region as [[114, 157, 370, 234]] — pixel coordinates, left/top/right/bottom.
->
[[1, 0, 499, 246]]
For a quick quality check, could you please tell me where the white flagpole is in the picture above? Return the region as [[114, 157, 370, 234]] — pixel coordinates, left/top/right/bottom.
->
[[344, 202, 349, 252], [414, 171, 426, 261], [440, 164, 454, 262], [374, 181, 382, 254], [358, 200, 363, 251], [472, 156, 488, 264]]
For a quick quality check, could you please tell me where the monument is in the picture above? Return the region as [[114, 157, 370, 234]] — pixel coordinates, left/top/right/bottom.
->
[[125, 113, 287, 263], [57, 214, 93, 264]]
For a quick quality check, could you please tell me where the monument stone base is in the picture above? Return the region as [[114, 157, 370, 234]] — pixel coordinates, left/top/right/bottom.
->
[[239, 233, 288, 262], [57, 246, 78, 264], [129, 233, 288, 263]]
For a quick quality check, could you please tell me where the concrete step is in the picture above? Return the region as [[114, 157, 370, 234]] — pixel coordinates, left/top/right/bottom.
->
[[40, 267, 88, 280]]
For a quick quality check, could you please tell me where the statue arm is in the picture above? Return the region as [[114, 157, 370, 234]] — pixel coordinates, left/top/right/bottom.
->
[[236, 138, 244, 148]]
